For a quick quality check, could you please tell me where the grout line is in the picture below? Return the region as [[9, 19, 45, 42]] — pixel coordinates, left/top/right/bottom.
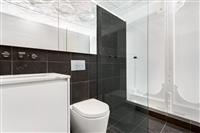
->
[[11, 47, 13, 75], [160, 122, 167, 133], [71, 80, 91, 84], [109, 111, 132, 127], [130, 117, 148, 132], [0, 77, 2, 133], [109, 108, 147, 128], [46, 51, 48, 73], [0, 2, 2, 130]]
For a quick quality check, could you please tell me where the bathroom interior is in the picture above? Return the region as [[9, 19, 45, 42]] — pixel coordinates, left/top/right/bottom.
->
[[0, 0, 200, 133]]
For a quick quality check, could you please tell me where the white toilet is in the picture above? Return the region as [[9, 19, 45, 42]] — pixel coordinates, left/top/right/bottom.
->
[[70, 98, 110, 133]]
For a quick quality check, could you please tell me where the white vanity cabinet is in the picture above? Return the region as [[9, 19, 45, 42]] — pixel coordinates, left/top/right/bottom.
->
[[0, 73, 70, 133]]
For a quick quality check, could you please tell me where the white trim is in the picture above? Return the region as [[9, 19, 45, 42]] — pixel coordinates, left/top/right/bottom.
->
[[0, 73, 70, 85]]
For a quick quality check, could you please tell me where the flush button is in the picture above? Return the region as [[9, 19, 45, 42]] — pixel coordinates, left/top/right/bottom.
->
[[71, 60, 86, 71]]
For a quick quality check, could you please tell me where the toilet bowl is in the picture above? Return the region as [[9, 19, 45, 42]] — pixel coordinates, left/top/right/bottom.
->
[[70, 98, 110, 133]]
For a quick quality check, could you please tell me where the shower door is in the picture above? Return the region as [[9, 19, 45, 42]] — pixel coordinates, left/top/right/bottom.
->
[[148, 0, 200, 124], [173, 0, 200, 123]]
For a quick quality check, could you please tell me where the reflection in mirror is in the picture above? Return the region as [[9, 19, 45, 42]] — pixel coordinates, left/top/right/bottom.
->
[[0, 0, 97, 54], [1, 0, 59, 50], [58, 0, 96, 54]]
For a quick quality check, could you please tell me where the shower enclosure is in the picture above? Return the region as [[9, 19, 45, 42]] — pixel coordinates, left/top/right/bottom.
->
[[127, 0, 200, 125]]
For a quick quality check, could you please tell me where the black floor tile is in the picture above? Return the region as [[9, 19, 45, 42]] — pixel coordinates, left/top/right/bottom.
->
[[110, 102, 136, 120], [139, 116, 166, 133], [107, 101, 149, 133], [162, 123, 191, 133], [107, 102, 194, 133], [104, 94, 124, 112], [112, 110, 147, 133], [148, 117, 166, 133], [131, 126, 149, 133], [107, 125, 125, 133], [108, 117, 119, 126]]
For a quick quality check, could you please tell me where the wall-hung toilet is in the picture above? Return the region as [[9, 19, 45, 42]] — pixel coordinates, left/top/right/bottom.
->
[[70, 98, 110, 133]]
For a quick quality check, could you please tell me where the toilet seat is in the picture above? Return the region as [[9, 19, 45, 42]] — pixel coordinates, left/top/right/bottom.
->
[[71, 98, 109, 118]]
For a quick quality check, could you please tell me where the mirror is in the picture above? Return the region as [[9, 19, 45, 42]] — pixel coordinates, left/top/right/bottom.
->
[[0, 0, 97, 54]]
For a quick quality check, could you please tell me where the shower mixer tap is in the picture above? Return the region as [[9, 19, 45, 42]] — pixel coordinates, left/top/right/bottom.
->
[[133, 56, 138, 59]]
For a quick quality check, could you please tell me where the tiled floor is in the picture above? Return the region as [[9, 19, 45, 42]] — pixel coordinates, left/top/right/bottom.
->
[[107, 102, 193, 133]]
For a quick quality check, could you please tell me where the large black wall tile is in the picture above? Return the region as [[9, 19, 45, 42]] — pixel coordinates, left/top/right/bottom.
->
[[88, 62, 97, 80], [71, 53, 88, 62], [99, 47, 116, 57], [101, 64, 113, 78], [101, 78, 113, 94], [99, 56, 115, 64], [101, 33, 117, 49], [48, 51, 70, 63], [117, 57, 126, 64], [113, 64, 126, 77], [88, 55, 97, 63], [89, 80, 97, 98], [48, 62, 70, 75], [71, 70, 89, 82], [71, 81, 89, 104], [0, 61, 11, 75], [13, 61, 47, 74], [97, 6, 126, 112]]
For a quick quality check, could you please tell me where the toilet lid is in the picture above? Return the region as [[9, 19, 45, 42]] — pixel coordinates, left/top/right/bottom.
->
[[71, 99, 109, 118]]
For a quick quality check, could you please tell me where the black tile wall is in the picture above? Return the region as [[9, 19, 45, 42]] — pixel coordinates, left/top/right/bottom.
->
[[0, 46, 12, 75], [47, 62, 70, 74], [71, 81, 89, 104], [71, 53, 88, 61], [0, 45, 97, 104], [13, 61, 47, 74], [88, 62, 97, 80], [89, 80, 97, 98], [97, 6, 127, 110], [48, 51, 70, 63], [0, 61, 11, 75], [71, 68, 89, 82]]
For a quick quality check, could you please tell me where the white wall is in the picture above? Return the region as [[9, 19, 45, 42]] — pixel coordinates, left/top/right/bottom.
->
[[175, 1, 199, 104], [148, 6, 166, 112], [173, 1, 200, 122], [127, 16, 148, 106]]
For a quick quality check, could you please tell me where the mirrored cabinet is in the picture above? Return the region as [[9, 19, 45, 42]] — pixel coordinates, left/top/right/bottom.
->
[[0, 0, 97, 54]]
